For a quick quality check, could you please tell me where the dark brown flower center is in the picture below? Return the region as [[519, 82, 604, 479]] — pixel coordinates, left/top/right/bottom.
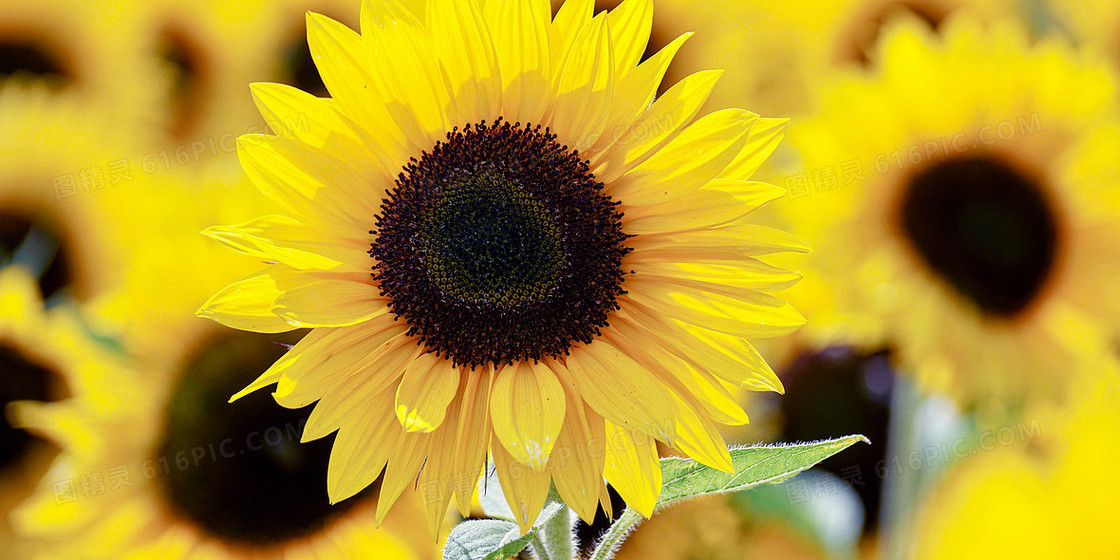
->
[[156, 331, 366, 547], [370, 120, 630, 368], [899, 155, 1059, 318]]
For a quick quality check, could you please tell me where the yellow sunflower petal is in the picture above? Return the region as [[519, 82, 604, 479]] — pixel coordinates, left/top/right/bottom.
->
[[377, 430, 431, 524], [249, 82, 378, 172], [490, 360, 566, 470], [602, 422, 661, 518], [275, 324, 410, 409], [551, 12, 613, 153], [666, 391, 734, 473], [610, 108, 757, 206], [203, 215, 367, 272], [548, 0, 594, 67], [418, 393, 463, 534], [394, 352, 462, 433], [237, 134, 372, 236], [565, 342, 676, 441], [622, 182, 786, 235], [452, 370, 492, 517], [428, 0, 501, 124], [596, 69, 722, 184], [722, 117, 789, 181], [307, 10, 413, 157], [606, 0, 654, 78], [589, 32, 691, 157], [359, 1, 451, 148], [326, 390, 395, 503], [545, 361, 605, 523], [483, 0, 551, 123], [491, 439, 551, 533], [302, 337, 418, 441], [196, 271, 296, 334], [273, 275, 386, 328]]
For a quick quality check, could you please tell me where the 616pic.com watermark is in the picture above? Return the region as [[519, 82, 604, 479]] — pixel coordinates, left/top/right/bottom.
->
[[784, 113, 1044, 201], [50, 419, 308, 505], [784, 419, 1043, 506]]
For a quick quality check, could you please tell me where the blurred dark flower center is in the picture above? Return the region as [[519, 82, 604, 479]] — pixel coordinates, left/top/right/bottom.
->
[[0, 211, 73, 301], [280, 32, 328, 97], [899, 155, 1059, 318], [0, 37, 73, 86], [155, 331, 364, 547], [157, 25, 208, 140], [0, 343, 59, 473]]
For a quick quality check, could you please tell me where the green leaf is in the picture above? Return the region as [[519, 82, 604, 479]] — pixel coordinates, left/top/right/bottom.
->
[[656, 435, 869, 508], [443, 520, 520, 560], [479, 502, 566, 560]]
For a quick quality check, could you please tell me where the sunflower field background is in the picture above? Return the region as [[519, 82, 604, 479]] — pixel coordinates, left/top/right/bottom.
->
[[2, 0, 1119, 559]]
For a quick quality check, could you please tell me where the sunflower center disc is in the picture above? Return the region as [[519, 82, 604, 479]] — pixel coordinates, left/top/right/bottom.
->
[[371, 120, 630, 368], [156, 332, 362, 547], [899, 155, 1059, 318], [0, 344, 57, 473]]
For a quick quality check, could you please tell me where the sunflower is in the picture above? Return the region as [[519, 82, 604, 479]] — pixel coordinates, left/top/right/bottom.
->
[[199, 0, 803, 532], [139, 0, 362, 145], [0, 0, 160, 119], [88, 159, 278, 358], [914, 358, 1120, 559], [0, 84, 132, 303], [1050, 0, 1120, 71], [9, 319, 434, 560], [0, 267, 120, 558], [587, 0, 1011, 122], [782, 14, 1120, 401]]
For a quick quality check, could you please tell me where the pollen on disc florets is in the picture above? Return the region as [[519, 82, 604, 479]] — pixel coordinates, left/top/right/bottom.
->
[[370, 119, 631, 368]]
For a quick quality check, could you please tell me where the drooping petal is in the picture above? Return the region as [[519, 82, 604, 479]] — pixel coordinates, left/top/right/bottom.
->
[[490, 360, 566, 470], [326, 387, 396, 503], [565, 342, 676, 441], [602, 422, 661, 518], [491, 438, 552, 533], [545, 360, 606, 523], [451, 369, 493, 516]]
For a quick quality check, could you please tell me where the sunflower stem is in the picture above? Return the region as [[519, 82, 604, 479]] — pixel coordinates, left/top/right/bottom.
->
[[879, 377, 921, 560], [533, 502, 571, 560], [589, 507, 643, 560]]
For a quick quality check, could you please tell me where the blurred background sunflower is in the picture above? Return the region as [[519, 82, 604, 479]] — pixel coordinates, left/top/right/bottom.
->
[[3, 1, 1119, 559]]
